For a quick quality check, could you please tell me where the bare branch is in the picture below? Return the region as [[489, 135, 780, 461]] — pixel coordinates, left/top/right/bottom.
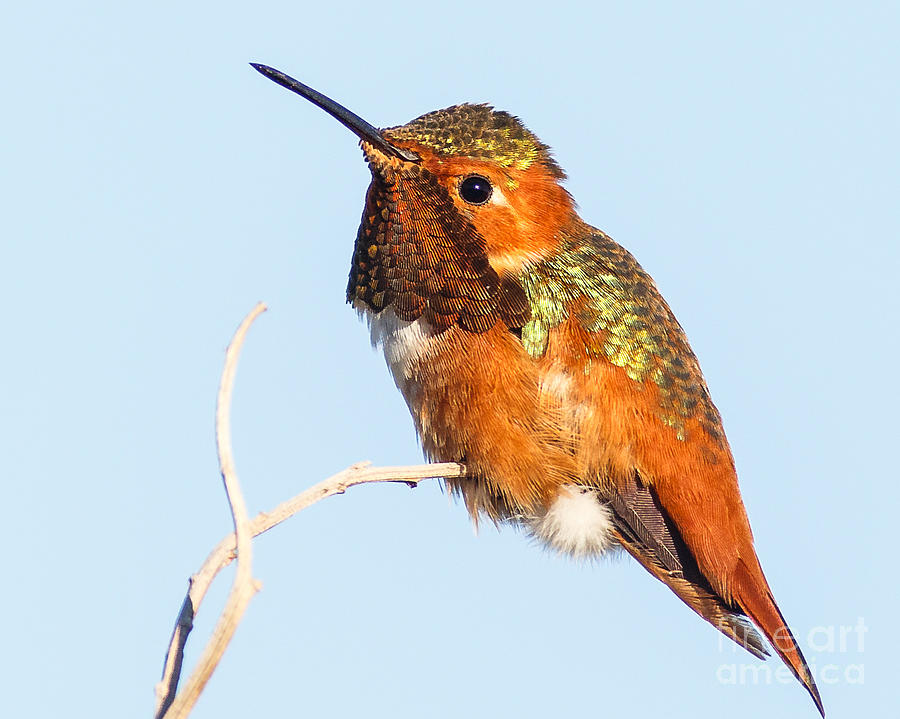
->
[[156, 302, 266, 719], [154, 307, 467, 718]]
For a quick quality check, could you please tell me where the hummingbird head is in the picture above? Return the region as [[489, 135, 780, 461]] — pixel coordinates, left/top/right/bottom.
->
[[252, 63, 577, 332], [375, 104, 576, 274]]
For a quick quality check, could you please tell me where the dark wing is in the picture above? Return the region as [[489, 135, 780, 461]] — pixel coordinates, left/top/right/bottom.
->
[[609, 472, 767, 658]]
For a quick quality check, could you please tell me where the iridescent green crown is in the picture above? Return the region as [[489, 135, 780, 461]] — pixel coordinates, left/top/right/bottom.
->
[[384, 104, 564, 177]]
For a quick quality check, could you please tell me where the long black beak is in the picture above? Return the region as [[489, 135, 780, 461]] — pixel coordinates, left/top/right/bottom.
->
[[251, 63, 419, 163]]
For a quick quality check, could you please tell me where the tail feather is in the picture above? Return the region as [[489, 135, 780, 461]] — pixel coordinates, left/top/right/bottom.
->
[[731, 559, 824, 717]]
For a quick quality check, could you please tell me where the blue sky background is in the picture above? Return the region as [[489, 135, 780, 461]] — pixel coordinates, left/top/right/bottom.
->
[[2, 2, 896, 717]]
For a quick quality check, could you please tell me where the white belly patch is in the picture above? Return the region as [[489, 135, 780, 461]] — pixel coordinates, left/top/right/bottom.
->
[[528, 486, 616, 559], [360, 305, 435, 388]]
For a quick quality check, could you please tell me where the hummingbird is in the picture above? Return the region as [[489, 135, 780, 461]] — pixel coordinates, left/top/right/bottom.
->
[[252, 63, 823, 716]]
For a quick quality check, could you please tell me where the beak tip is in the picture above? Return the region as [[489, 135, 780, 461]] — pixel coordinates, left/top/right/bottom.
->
[[250, 62, 275, 79]]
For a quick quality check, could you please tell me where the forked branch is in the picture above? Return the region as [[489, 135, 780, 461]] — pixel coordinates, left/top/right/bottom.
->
[[154, 304, 465, 718]]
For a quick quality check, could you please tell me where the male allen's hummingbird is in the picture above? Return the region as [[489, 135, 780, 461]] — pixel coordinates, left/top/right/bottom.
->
[[252, 63, 823, 716]]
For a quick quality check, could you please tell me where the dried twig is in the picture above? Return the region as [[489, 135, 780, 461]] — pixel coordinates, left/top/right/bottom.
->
[[156, 302, 266, 719], [154, 304, 466, 718]]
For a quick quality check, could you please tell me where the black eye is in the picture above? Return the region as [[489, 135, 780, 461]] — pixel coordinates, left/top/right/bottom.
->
[[459, 175, 492, 205]]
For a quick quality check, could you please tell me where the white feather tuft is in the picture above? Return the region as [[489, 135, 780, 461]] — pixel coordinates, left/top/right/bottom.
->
[[528, 486, 616, 559]]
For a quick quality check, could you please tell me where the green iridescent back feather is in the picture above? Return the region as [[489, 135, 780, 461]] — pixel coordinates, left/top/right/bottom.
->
[[517, 230, 725, 442]]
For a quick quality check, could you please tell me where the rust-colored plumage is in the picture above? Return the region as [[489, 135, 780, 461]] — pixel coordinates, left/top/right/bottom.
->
[[252, 64, 824, 716]]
